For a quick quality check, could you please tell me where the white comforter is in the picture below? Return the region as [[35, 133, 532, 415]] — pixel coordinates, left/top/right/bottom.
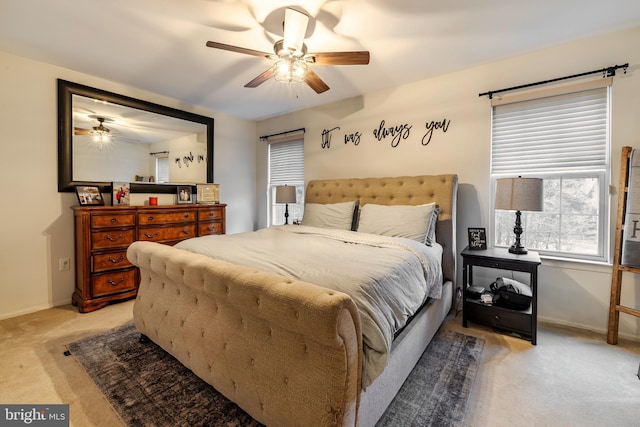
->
[[175, 225, 443, 387]]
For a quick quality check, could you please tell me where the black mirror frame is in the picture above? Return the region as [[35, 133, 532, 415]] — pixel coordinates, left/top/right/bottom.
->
[[57, 79, 214, 193]]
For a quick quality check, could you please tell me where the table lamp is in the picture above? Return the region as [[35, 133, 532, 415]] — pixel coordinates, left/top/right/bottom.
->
[[275, 185, 296, 225], [495, 177, 543, 254]]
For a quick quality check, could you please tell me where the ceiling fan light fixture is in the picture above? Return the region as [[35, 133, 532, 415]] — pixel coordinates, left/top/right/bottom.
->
[[273, 58, 308, 83], [274, 39, 307, 58]]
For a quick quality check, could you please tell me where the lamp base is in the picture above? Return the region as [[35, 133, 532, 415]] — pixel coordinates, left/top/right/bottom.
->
[[508, 244, 528, 255], [508, 210, 528, 254]]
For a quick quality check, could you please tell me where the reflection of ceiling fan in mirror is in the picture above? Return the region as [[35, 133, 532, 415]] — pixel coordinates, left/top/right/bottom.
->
[[74, 115, 146, 149], [74, 117, 112, 144], [206, 7, 369, 93]]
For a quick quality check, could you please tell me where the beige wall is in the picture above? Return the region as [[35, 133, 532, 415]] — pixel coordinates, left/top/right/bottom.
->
[[0, 50, 257, 319], [257, 26, 640, 339]]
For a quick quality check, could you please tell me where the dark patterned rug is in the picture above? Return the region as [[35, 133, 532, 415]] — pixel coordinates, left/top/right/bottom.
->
[[67, 323, 483, 427]]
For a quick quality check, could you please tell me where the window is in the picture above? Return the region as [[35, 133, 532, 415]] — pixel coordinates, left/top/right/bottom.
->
[[491, 83, 610, 262], [155, 155, 169, 183], [268, 139, 304, 226]]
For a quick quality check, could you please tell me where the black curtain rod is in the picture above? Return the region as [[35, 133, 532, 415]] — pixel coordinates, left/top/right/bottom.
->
[[149, 151, 169, 155], [479, 63, 629, 99], [260, 127, 305, 141]]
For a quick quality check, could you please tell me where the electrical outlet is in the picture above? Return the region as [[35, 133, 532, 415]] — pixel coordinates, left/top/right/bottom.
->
[[59, 257, 70, 271]]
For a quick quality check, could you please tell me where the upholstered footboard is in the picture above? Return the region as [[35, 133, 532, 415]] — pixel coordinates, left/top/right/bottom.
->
[[128, 241, 363, 427]]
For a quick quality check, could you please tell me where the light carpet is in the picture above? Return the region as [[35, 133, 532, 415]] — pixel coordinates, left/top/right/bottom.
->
[[67, 323, 483, 426]]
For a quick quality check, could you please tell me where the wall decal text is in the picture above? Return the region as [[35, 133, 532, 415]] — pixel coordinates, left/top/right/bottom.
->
[[373, 120, 412, 148], [421, 119, 451, 146], [320, 117, 452, 149], [321, 127, 340, 149], [344, 131, 362, 146]]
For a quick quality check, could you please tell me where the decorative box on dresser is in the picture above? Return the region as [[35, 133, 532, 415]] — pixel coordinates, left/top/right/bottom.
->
[[72, 204, 226, 312]]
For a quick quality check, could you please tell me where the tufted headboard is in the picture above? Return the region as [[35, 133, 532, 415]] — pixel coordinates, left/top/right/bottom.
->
[[305, 174, 458, 287]]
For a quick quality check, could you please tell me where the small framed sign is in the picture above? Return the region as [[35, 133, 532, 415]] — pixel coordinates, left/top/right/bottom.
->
[[468, 227, 487, 250], [75, 185, 104, 206], [177, 185, 193, 204], [196, 184, 220, 204]]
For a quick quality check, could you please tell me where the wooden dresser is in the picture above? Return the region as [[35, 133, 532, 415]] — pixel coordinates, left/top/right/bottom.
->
[[72, 204, 226, 312]]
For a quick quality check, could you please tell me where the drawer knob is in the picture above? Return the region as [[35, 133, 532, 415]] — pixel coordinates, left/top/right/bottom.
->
[[184, 214, 190, 218], [110, 218, 118, 223], [181, 228, 190, 234], [144, 232, 159, 239], [494, 315, 500, 321], [106, 234, 123, 242], [147, 216, 154, 221], [107, 278, 125, 286], [108, 255, 125, 263]]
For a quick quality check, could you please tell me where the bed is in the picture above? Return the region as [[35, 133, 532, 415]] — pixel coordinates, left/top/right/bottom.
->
[[127, 174, 458, 426]]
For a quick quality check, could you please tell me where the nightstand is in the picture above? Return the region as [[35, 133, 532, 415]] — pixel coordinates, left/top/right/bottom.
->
[[461, 246, 541, 344]]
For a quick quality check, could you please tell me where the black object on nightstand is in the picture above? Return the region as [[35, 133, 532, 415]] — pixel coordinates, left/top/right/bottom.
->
[[461, 246, 541, 344]]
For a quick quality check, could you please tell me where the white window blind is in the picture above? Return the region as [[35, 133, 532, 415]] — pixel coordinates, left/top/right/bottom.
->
[[492, 87, 608, 175], [156, 155, 169, 183], [269, 140, 304, 185], [268, 139, 304, 225]]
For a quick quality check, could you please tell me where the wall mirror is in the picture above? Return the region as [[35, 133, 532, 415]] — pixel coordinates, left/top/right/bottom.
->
[[58, 79, 214, 193]]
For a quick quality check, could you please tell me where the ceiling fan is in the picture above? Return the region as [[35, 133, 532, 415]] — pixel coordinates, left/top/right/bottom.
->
[[206, 7, 369, 94], [74, 117, 111, 140], [75, 116, 144, 146]]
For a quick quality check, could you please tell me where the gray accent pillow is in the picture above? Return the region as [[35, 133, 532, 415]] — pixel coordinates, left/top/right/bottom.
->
[[425, 207, 440, 246], [301, 200, 358, 230]]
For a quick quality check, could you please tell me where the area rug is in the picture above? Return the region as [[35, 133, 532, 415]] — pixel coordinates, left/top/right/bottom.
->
[[67, 323, 483, 427], [376, 329, 484, 426]]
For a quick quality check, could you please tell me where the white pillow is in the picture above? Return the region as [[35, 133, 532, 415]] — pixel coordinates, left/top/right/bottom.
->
[[357, 203, 436, 243], [301, 201, 357, 230]]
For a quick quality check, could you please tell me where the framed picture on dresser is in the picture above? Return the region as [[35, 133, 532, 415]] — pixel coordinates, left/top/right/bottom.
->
[[111, 182, 130, 206], [177, 185, 193, 204], [75, 185, 104, 206]]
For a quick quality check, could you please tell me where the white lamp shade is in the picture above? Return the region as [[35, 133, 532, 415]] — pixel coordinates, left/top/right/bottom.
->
[[275, 185, 296, 204], [495, 178, 543, 212]]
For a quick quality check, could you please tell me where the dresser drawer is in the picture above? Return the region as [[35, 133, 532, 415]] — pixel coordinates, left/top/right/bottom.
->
[[91, 229, 135, 250], [198, 207, 224, 221], [92, 251, 132, 272], [138, 211, 196, 225], [92, 269, 137, 297], [138, 225, 196, 242], [198, 221, 223, 236], [91, 213, 135, 228]]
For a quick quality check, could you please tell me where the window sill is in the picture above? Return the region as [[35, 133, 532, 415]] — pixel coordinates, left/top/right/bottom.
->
[[539, 254, 612, 273]]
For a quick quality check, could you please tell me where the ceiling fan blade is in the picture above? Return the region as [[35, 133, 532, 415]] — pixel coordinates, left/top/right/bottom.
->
[[206, 41, 271, 59], [309, 51, 370, 65], [304, 69, 330, 94], [283, 8, 309, 53], [74, 127, 90, 135], [244, 68, 276, 88]]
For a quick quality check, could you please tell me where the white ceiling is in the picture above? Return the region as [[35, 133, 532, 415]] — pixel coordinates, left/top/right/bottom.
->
[[1, 0, 639, 121]]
